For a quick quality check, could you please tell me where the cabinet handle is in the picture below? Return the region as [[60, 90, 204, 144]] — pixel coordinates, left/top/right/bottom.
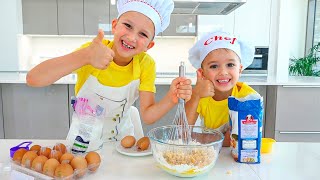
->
[[279, 131, 320, 134], [282, 86, 320, 88]]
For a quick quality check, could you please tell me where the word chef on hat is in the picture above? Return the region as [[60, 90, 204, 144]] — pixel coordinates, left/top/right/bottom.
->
[[117, 0, 174, 36], [188, 31, 255, 70]]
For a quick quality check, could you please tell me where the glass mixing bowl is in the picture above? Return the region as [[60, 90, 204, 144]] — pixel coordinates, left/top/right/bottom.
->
[[147, 125, 224, 177]]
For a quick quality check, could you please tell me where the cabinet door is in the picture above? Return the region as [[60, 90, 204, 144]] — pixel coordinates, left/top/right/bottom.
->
[[58, 0, 84, 35], [2, 84, 70, 139], [68, 85, 75, 125], [276, 86, 320, 132], [234, 0, 271, 46], [197, 14, 235, 38], [162, 15, 197, 36], [275, 131, 320, 142], [251, 85, 267, 137], [0, 85, 4, 138], [22, 0, 58, 35], [84, 0, 110, 35], [135, 85, 177, 135]]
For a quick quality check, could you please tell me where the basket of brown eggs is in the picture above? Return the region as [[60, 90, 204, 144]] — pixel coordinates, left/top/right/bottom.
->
[[11, 142, 101, 179]]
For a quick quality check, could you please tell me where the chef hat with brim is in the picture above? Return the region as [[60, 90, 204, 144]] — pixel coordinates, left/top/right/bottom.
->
[[117, 0, 174, 36], [188, 31, 255, 70]]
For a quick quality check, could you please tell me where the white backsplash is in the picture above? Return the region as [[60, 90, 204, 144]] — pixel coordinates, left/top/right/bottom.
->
[[18, 35, 197, 74]]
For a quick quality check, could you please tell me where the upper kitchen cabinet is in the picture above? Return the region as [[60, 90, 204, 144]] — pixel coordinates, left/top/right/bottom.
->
[[197, 13, 235, 38], [84, 0, 110, 35], [58, 0, 84, 35], [162, 15, 197, 36], [22, 0, 58, 35], [234, 0, 271, 47]]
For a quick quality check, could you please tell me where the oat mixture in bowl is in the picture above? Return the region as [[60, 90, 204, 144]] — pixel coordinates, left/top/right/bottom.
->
[[147, 125, 224, 177]]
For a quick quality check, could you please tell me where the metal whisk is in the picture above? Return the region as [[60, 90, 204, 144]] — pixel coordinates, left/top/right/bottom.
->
[[169, 61, 192, 145]]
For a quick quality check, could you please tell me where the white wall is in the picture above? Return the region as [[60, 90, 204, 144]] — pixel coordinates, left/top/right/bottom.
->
[[269, 0, 308, 80], [18, 36, 196, 74], [0, 0, 22, 71], [147, 37, 196, 73], [287, 0, 308, 58]]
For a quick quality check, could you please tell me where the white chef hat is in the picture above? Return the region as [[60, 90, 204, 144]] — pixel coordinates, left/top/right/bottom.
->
[[188, 31, 255, 70], [117, 0, 174, 36]]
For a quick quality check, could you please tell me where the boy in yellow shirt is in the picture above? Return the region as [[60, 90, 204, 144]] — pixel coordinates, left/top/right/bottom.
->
[[185, 31, 257, 146], [27, 0, 192, 150]]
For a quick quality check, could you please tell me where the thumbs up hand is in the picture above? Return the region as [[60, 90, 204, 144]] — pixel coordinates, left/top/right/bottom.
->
[[87, 29, 115, 69], [193, 69, 215, 98]]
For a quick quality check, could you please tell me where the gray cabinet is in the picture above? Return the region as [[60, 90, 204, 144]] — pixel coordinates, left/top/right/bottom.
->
[[2, 84, 70, 139], [274, 86, 320, 142], [22, 0, 84, 35], [22, 0, 111, 35], [22, 0, 58, 35], [21, 1, 198, 36], [0, 85, 4, 138], [135, 85, 177, 135], [58, 0, 84, 35], [68, 85, 75, 125], [162, 15, 197, 36], [84, 0, 110, 35], [251, 85, 267, 137]]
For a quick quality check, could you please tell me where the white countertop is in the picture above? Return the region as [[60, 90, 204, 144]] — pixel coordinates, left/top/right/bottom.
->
[[0, 72, 320, 86], [0, 139, 319, 180]]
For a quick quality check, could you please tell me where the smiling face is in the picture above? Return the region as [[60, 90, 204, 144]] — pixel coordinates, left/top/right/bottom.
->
[[111, 11, 155, 65], [200, 48, 243, 98]]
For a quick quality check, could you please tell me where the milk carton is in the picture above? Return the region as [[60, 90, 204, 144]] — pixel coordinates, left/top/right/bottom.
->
[[228, 94, 263, 163]]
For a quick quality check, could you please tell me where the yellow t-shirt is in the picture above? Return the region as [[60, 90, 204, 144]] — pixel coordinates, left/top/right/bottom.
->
[[197, 82, 257, 129], [74, 40, 156, 95]]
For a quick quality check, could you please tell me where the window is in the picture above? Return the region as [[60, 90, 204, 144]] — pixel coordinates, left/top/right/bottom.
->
[[314, 0, 320, 45], [306, 0, 319, 51], [305, 0, 320, 48], [305, 0, 320, 73]]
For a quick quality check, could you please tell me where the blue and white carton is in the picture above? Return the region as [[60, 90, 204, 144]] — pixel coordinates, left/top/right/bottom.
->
[[228, 94, 263, 163]]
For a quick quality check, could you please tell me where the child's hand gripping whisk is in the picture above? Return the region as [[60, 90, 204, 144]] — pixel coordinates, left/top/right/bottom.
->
[[170, 62, 192, 144]]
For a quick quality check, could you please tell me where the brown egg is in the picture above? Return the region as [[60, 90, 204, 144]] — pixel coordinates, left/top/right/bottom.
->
[[39, 147, 51, 158], [49, 150, 62, 161], [12, 148, 28, 164], [53, 143, 67, 154], [71, 156, 88, 178], [136, 137, 150, 151], [121, 136, 136, 148], [54, 163, 74, 179], [43, 158, 60, 177], [31, 155, 48, 172], [30, 145, 41, 155], [85, 151, 101, 172], [60, 152, 74, 164], [21, 151, 38, 168]]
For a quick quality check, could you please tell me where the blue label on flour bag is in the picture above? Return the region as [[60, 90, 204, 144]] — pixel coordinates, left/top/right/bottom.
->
[[228, 96, 263, 164], [71, 136, 90, 153]]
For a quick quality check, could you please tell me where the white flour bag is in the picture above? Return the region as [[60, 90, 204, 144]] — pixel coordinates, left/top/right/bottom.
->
[[228, 94, 263, 163]]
